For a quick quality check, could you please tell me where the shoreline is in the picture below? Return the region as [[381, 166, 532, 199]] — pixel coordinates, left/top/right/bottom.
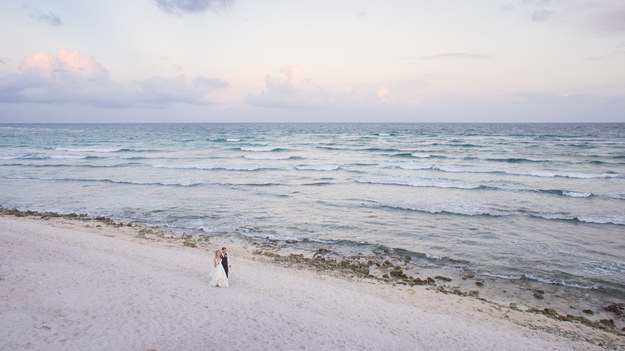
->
[[1, 211, 624, 349], [4, 208, 623, 334]]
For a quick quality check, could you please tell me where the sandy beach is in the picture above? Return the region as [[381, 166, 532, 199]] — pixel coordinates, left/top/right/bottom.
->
[[1, 215, 622, 350]]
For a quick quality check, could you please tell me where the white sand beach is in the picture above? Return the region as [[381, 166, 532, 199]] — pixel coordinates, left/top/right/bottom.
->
[[1, 216, 622, 350]]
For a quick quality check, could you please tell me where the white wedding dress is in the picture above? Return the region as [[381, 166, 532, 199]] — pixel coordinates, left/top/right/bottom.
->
[[210, 258, 229, 288]]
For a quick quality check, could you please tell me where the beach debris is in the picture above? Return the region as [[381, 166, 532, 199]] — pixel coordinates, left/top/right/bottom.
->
[[183, 240, 197, 248], [434, 275, 452, 282], [475, 280, 484, 287], [583, 309, 594, 315], [533, 291, 544, 299]]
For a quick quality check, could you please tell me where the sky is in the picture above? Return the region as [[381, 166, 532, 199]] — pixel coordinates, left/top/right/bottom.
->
[[0, 0, 624, 123]]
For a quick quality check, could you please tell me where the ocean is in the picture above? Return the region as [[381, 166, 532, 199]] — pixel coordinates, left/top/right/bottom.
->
[[1, 123, 624, 307]]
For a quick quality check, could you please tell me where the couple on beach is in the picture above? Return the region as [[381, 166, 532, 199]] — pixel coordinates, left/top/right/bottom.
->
[[210, 247, 231, 288]]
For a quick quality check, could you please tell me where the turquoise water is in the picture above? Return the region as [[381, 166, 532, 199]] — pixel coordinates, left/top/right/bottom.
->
[[1, 123, 624, 298]]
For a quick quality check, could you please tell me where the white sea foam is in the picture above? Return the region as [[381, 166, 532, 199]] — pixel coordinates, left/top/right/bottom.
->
[[118, 178, 203, 186], [152, 162, 215, 170], [50, 155, 88, 160], [241, 146, 280, 152], [522, 274, 598, 289], [385, 204, 511, 217], [296, 165, 340, 171], [577, 215, 625, 226], [243, 154, 291, 160], [425, 253, 442, 260], [306, 237, 337, 244], [562, 191, 592, 198], [152, 162, 273, 171], [530, 212, 573, 221], [236, 228, 300, 242], [584, 262, 625, 276], [55, 147, 122, 153], [378, 162, 430, 170], [356, 177, 480, 190], [479, 272, 523, 280]]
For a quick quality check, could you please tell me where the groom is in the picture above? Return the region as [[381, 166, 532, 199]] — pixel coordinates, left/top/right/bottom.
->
[[220, 247, 231, 278]]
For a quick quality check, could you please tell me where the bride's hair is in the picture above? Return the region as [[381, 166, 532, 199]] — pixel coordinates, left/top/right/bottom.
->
[[215, 250, 221, 257]]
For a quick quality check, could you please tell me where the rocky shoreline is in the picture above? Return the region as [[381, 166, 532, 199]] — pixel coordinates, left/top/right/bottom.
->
[[251, 248, 624, 337], [1, 206, 623, 348]]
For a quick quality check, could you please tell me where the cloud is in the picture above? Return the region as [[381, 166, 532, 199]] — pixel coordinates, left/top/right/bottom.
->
[[133, 76, 229, 105], [531, 9, 554, 22], [23, 4, 62, 27], [155, 0, 234, 15], [0, 49, 228, 107], [501, 3, 515, 11], [246, 65, 392, 109], [245, 65, 333, 108], [376, 86, 390, 103], [586, 4, 625, 34]]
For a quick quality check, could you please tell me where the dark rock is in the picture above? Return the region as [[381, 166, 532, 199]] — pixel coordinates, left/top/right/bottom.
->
[[599, 319, 615, 329], [285, 239, 298, 244], [183, 241, 196, 248], [535, 289, 545, 294], [604, 303, 624, 316], [410, 277, 435, 286], [469, 290, 479, 297], [390, 268, 407, 279], [583, 309, 594, 315], [533, 292, 544, 299], [288, 254, 304, 263], [312, 248, 331, 258], [543, 308, 557, 318], [434, 275, 452, 282], [475, 281, 484, 287], [461, 273, 475, 280]]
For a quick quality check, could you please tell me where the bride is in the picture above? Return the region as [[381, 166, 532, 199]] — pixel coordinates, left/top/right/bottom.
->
[[209, 250, 229, 288]]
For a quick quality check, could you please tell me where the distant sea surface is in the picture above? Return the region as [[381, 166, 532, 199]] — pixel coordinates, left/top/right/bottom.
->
[[1, 123, 624, 298]]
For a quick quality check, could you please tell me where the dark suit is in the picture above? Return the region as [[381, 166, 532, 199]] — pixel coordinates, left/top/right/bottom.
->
[[221, 253, 229, 278]]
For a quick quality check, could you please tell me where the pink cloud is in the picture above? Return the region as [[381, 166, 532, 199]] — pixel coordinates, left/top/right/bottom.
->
[[0, 48, 229, 108], [20, 48, 109, 81], [376, 86, 390, 103], [246, 65, 331, 108], [246, 65, 400, 109]]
